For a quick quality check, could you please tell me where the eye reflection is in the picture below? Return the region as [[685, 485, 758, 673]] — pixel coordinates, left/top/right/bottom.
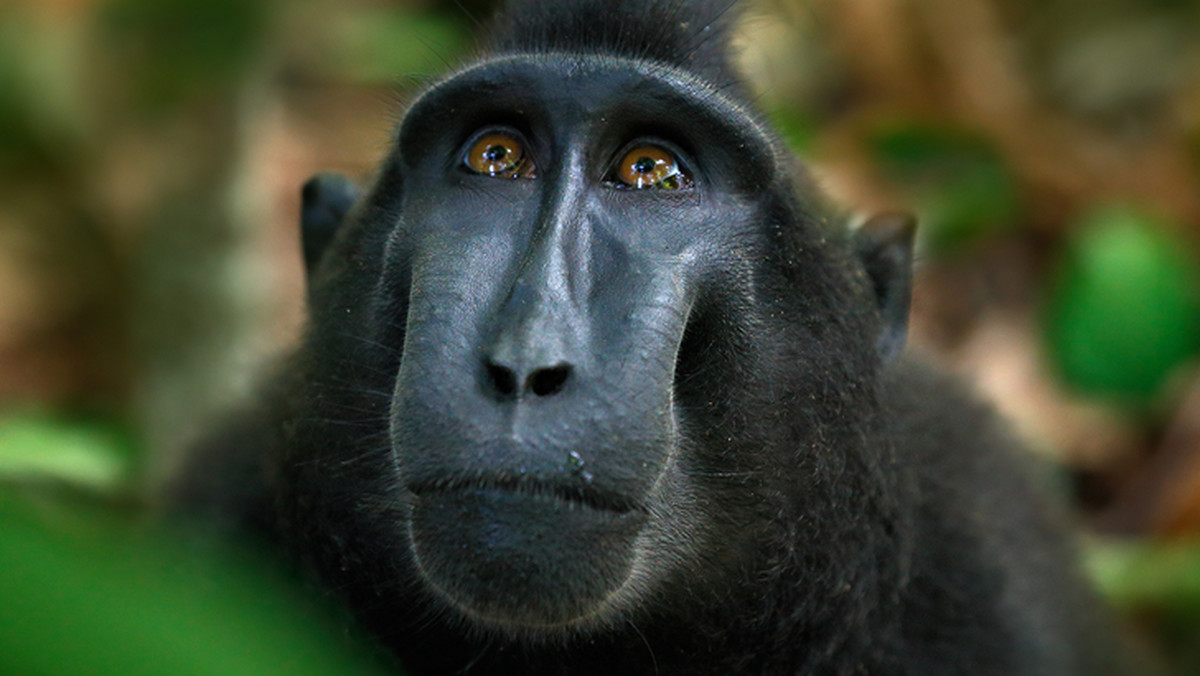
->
[[613, 145, 691, 190]]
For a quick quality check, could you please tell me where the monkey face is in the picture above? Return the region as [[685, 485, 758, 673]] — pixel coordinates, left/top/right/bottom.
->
[[379, 55, 782, 631]]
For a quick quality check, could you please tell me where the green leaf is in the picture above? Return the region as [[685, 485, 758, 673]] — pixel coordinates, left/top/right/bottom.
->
[[0, 414, 136, 492], [1045, 206, 1200, 406], [0, 493, 391, 676]]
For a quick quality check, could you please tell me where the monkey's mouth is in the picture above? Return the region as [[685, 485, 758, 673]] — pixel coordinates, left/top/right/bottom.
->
[[405, 477, 647, 629], [407, 476, 640, 515]]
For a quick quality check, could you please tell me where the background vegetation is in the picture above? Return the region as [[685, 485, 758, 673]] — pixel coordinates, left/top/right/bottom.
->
[[1, 0, 1198, 672]]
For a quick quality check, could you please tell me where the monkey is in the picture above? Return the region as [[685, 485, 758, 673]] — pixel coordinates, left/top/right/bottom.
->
[[173, 0, 1134, 673]]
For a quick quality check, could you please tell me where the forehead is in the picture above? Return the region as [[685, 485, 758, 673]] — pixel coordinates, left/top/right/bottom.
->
[[404, 52, 775, 146], [416, 53, 695, 100]]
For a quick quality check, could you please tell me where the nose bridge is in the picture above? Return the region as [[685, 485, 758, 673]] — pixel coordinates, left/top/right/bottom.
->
[[485, 152, 592, 396]]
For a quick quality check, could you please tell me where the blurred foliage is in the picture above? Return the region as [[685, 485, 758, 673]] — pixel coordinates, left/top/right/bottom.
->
[[1046, 207, 1200, 407], [0, 412, 137, 492], [1089, 539, 1200, 612], [0, 9, 88, 167], [0, 490, 390, 676], [0, 408, 390, 672], [1088, 538, 1200, 670], [866, 121, 1021, 253], [97, 0, 268, 110], [320, 8, 469, 84], [768, 106, 819, 155]]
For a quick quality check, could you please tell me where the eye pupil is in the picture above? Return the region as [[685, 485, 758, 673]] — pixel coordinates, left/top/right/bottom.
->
[[484, 145, 508, 162], [633, 157, 657, 174]]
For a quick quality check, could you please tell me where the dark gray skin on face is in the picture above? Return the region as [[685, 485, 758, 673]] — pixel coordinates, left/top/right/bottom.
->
[[390, 57, 786, 631], [175, 0, 1136, 673]]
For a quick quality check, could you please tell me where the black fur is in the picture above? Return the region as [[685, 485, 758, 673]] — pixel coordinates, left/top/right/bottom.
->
[[174, 1, 1129, 673], [489, 0, 743, 88]]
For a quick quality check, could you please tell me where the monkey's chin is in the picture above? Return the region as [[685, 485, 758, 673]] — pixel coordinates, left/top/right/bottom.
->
[[408, 487, 647, 632]]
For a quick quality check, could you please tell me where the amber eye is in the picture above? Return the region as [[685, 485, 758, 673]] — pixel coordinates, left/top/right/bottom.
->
[[613, 145, 691, 190], [464, 132, 537, 179]]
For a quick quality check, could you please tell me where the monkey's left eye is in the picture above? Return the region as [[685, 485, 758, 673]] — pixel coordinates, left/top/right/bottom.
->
[[464, 132, 537, 179], [609, 144, 692, 190]]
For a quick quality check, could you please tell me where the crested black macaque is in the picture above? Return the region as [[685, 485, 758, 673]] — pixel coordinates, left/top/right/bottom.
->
[[174, 0, 1132, 674]]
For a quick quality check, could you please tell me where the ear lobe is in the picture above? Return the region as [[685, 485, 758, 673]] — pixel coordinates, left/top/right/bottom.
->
[[854, 212, 917, 362], [301, 172, 361, 278]]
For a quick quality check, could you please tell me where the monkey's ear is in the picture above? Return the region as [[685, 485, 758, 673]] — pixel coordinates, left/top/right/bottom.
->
[[300, 172, 360, 277], [854, 212, 917, 362]]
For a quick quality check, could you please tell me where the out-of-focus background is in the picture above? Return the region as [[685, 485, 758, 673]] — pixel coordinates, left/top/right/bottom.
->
[[1, 0, 1198, 673]]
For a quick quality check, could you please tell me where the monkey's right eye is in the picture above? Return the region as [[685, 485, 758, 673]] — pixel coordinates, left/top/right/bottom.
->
[[464, 132, 537, 179]]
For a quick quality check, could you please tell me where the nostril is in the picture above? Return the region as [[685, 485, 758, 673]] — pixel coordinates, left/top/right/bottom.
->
[[486, 361, 518, 397], [528, 364, 571, 397]]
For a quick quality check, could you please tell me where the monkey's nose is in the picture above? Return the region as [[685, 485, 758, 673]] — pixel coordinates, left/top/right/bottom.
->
[[484, 359, 573, 399]]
